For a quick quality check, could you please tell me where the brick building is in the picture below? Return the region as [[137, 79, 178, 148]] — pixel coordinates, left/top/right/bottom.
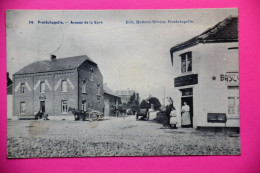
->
[[12, 55, 104, 119]]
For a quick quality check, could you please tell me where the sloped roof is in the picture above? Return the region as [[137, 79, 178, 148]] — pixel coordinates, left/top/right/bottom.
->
[[14, 55, 96, 75], [170, 16, 238, 53], [103, 85, 120, 98]]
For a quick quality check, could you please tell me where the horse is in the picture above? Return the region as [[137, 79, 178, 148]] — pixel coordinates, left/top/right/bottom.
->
[[68, 107, 87, 121]]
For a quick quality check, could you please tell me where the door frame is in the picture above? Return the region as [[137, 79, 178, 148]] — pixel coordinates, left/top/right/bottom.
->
[[40, 101, 46, 113], [181, 96, 193, 128]]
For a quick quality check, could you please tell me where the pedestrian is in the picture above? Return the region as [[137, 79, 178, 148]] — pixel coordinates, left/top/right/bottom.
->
[[181, 102, 191, 128], [170, 107, 178, 129], [35, 109, 43, 120]]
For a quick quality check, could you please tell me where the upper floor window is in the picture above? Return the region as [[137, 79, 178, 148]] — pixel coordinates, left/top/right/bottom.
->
[[90, 68, 94, 81], [20, 83, 25, 94], [97, 84, 101, 103], [61, 80, 67, 92], [40, 81, 46, 93], [82, 80, 86, 93], [181, 52, 192, 73]]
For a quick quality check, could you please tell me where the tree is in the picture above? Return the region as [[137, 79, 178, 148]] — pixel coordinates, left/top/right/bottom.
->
[[140, 99, 150, 109], [127, 92, 139, 111], [148, 97, 161, 110]]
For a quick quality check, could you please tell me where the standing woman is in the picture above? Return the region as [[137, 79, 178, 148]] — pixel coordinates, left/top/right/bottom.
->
[[170, 107, 178, 129], [181, 102, 191, 128]]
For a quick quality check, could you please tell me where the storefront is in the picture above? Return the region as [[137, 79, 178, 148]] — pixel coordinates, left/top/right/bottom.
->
[[170, 16, 239, 128]]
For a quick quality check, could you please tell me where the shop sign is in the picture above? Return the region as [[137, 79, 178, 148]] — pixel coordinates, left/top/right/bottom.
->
[[220, 72, 239, 84], [174, 74, 198, 87]]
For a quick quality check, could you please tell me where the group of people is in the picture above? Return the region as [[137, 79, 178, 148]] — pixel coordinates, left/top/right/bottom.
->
[[167, 97, 192, 129], [35, 110, 49, 120]]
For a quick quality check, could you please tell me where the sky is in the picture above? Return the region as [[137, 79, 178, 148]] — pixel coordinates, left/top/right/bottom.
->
[[6, 9, 238, 103]]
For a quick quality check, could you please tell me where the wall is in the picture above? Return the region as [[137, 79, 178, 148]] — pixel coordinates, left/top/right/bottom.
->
[[13, 74, 34, 118], [78, 61, 104, 113], [13, 69, 78, 118], [104, 93, 118, 116]]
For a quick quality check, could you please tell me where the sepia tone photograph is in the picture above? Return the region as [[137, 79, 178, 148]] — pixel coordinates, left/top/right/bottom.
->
[[6, 9, 240, 158]]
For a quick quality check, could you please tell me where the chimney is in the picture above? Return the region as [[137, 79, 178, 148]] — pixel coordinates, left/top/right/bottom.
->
[[50, 54, 56, 61]]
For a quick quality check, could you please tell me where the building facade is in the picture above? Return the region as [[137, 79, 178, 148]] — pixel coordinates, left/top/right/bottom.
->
[[12, 55, 104, 118], [170, 16, 239, 128], [115, 89, 139, 104], [103, 84, 120, 116]]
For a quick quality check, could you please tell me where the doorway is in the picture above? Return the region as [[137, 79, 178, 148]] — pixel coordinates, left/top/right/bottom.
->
[[40, 101, 45, 113], [181, 96, 193, 128], [104, 99, 110, 116]]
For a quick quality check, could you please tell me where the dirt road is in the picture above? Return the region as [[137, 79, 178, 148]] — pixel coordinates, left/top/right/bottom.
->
[[7, 115, 240, 158]]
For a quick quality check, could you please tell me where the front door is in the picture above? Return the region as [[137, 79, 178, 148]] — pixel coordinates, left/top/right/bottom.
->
[[181, 96, 193, 128], [40, 101, 45, 113]]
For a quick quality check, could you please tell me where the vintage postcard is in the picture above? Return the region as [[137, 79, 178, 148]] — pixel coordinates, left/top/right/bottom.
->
[[6, 9, 240, 158]]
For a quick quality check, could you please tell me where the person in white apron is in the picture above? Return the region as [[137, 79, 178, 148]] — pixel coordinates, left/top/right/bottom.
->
[[170, 107, 178, 129]]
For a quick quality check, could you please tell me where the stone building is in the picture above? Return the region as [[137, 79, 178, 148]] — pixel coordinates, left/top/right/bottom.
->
[[170, 16, 239, 128], [12, 55, 104, 119], [103, 84, 120, 116]]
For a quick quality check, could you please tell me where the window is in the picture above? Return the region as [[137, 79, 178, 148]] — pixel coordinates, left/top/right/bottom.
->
[[61, 100, 68, 113], [82, 100, 86, 111], [20, 102, 26, 114], [20, 83, 25, 94], [82, 81, 86, 93], [97, 84, 101, 102], [40, 81, 46, 93], [90, 68, 94, 81], [61, 80, 67, 92], [228, 97, 240, 115], [181, 52, 192, 73], [228, 97, 235, 114], [97, 84, 101, 95], [180, 88, 193, 96], [97, 95, 101, 103]]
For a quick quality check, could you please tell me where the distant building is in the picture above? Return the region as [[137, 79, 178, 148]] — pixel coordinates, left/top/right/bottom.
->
[[115, 89, 139, 104], [103, 84, 121, 116], [12, 55, 104, 119], [170, 16, 239, 128]]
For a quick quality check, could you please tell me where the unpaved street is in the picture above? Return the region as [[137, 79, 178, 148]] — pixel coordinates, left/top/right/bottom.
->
[[7, 115, 240, 158]]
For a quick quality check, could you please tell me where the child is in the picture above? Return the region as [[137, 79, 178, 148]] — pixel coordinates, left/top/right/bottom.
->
[[170, 107, 178, 129]]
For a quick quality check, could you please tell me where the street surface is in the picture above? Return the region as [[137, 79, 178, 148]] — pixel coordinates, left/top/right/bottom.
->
[[7, 114, 240, 158]]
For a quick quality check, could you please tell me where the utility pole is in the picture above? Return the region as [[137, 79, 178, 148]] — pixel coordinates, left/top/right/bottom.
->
[[163, 87, 165, 106]]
